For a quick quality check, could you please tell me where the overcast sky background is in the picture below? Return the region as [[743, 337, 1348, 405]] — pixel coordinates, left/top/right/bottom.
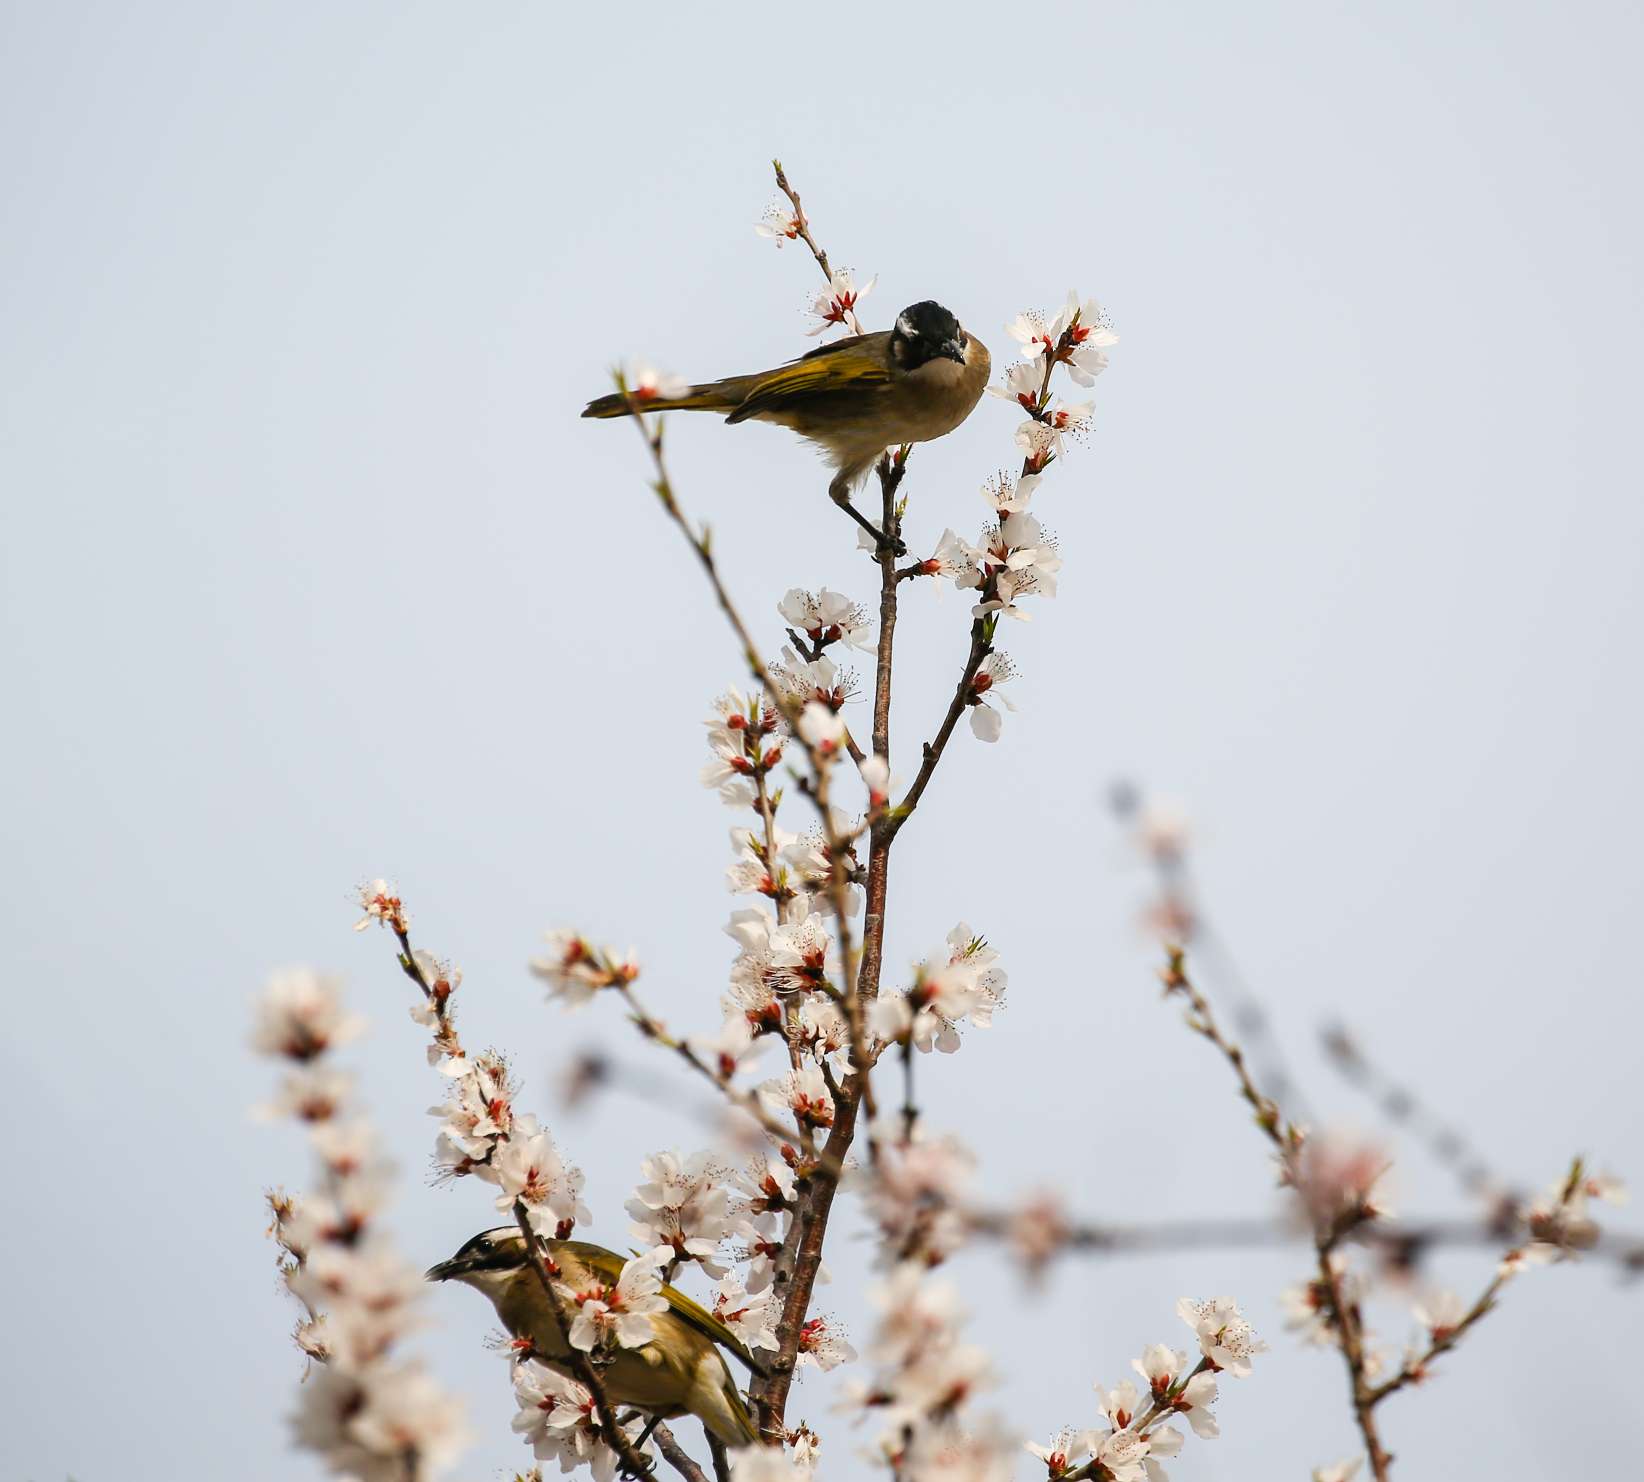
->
[[3, 3, 1641, 1479]]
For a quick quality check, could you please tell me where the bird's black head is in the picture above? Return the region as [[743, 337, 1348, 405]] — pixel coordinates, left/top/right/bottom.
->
[[426, 1226, 528, 1283], [890, 300, 969, 369]]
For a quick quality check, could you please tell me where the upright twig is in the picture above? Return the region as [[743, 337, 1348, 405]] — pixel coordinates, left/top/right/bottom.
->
[[511, 1199, 660, 1480], [771, 160, 834, 282]]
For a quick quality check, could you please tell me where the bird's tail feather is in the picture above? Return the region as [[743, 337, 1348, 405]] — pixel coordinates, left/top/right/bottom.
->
[[581, 377, 752, 420], [722, 1385, 759, 1446]]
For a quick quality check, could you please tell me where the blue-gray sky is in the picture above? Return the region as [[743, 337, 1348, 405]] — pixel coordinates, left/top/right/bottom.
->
[[2, 3, 1640, 1478]]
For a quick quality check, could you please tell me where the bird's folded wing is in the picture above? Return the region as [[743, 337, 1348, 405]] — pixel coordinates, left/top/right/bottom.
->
[[726, 339, 892, 424]]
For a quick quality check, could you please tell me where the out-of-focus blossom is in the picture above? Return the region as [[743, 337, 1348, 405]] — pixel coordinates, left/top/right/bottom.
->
[[864, 1136, 973, 1266], [253, 968, 365, 1061], [729, 1446, 812, 1482], [1281, 1254, 1348, 1346], [1292, 1133, 1392, 1229], [1312, 1461, 1364, 1482], [625, 360, 690, 404], [798, 700, 848, 759], [860, 752, 891, 809], [353, 879, 407, 934], [529, 930, 639, 1007], [762, 1064, 835, 1130]]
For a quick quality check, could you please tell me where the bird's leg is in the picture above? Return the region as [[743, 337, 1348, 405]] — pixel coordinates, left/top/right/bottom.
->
[[828, 471, 906, 556], [633, 1415, 663, 1452], [707, 1434, 732, 1482]]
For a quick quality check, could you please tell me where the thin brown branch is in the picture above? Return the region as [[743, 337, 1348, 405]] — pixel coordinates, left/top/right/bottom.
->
[[771, 160, 834, 283], [1315, 1226, 1394, 1480], [888, 618, 991, 833], [653, 1423, 710, 1482], [1367, 1274, 1505, 1408]]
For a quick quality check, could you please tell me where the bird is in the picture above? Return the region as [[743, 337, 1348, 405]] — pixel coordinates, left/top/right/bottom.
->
[[427, 1226, 761, 1448], [582, 299, 990, 546]]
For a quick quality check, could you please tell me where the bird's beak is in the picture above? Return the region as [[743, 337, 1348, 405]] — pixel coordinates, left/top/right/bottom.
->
[[425, 1257, 462, 1283], [942, 338, 968, 363]]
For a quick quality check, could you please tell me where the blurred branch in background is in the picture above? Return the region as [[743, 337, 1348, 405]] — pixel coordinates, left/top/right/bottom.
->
[[563, 1047, 1644, 1281], [1108, 780, 1314, 1123], [1320, 1019, 1521, 1217]]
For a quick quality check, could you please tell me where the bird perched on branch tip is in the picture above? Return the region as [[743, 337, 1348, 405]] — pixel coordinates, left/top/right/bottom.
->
[[583, 300, 990, 549]]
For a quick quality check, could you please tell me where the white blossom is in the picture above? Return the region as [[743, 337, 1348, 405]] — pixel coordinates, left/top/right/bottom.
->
[[1050, 290, 1119, 385], [493, 1115, 590, 1233], [429, 1049, 515, 1176], [566, 1245, 671, 1352], [626, 1150, 736, 1272], [988, 359, 1045, 413], [1005, 308, 1056, 361], [512, 1359, 647, 1481], [1176, 1296, 1267, 1377], [777, 588, 872, 651], [968, 653, 1018, 742], [796, 1311, 856, 1370], [754, 203, 802, 245], [806, 269, 875, 337], [713, 1271, 781, 1351]]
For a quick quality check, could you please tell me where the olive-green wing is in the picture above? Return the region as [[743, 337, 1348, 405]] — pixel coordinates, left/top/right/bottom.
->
[[725, 333, 894, 424], [568, 1242, 766, 1376]]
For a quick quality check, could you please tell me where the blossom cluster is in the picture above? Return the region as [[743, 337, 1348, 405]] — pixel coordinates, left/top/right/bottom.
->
[[254, 968, 466, 1481], [829, 1263, 1013, 1482], [512, 1360, 652, 1482], [870, 924, 1008, 1054], [353, 880, 596, 1242], [901, 290, 1116, 739], [1026, 1297, 1265, 1482]]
